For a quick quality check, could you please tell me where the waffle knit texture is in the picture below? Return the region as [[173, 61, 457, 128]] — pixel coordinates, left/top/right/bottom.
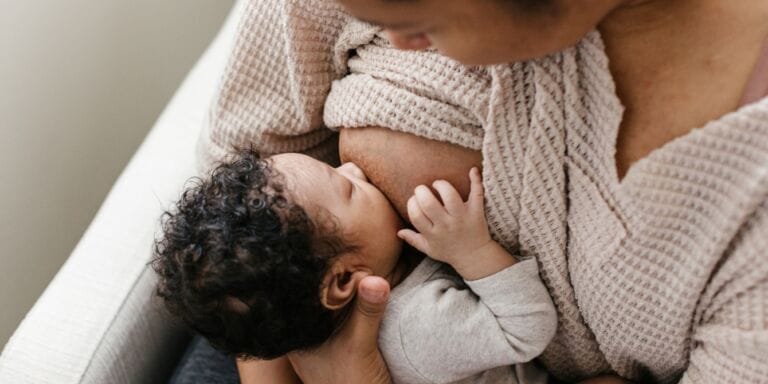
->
[[198, 1, 768, 383]]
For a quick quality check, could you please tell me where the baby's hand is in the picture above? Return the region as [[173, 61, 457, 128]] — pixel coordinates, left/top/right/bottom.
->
[[397, 168, 493, 271]]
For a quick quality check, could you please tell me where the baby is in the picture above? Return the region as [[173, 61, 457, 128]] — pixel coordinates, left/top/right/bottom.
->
[[153, 151, 557, 384]]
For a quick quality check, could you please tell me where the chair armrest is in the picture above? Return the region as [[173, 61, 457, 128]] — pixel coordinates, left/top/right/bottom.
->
[[0, 2, 245, 383]]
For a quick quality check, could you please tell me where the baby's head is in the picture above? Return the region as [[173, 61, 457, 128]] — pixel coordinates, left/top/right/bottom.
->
[[152, 151, 403, 359]]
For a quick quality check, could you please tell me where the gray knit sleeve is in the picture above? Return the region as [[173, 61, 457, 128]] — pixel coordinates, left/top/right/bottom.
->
[[395, 258, 557, 383]]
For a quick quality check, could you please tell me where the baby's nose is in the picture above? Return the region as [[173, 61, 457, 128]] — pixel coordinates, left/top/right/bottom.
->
[[337, 162, 368, 182]]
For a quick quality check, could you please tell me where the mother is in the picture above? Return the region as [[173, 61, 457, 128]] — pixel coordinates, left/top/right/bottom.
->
[[197, 0, 768, 383]]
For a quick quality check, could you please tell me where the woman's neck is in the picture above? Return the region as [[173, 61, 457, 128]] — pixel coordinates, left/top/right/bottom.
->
[[597, 0, 768, 178], [600, 0, 768, 111]]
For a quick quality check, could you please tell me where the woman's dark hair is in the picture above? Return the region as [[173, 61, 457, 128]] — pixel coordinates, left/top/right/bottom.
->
[[151, 151, 352, 359]]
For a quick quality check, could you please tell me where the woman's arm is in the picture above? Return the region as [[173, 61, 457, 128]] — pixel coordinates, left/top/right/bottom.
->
[[199, 0, 352, 170], [237, 357, 301, 384]]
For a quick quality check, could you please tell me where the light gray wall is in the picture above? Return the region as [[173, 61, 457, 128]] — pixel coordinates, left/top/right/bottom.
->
[[0, 0, 233, 349]]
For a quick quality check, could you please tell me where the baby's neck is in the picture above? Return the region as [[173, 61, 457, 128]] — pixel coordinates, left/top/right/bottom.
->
[[387, 245, 424, 288]]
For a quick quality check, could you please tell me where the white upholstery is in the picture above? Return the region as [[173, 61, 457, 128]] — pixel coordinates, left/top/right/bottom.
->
[[0, 2, 244, 382]]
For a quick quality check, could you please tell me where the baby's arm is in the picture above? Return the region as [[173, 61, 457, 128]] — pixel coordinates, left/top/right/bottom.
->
[[387, 259, 555, 383], [395, 169, 557, 382]]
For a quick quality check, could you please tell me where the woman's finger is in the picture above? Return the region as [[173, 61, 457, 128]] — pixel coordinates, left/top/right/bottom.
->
[[414, 185, 447, 224], [432, 179, 464, 215], [348, 275, 390, 349]]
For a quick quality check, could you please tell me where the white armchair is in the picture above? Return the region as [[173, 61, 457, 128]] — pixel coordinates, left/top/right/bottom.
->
[[0, 2, 245, 382]]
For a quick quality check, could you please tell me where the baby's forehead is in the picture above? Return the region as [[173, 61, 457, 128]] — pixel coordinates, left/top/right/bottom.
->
[[270, 154, 328, 188], [270, 153, 323, 172], [270, 166, 342, 237], [269, 153, 335, 206]]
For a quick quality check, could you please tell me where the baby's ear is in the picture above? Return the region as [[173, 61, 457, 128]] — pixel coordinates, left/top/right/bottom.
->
[[320, 261, 369, 311]]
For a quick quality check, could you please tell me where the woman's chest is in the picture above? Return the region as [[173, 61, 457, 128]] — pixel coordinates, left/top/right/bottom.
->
[[614, 93, 744, 181], [565, 175, 708, 382], [563, 112, 768, 381]]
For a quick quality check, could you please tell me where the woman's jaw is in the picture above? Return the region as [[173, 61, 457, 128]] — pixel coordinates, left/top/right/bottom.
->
[[335, 0, 633, 65]]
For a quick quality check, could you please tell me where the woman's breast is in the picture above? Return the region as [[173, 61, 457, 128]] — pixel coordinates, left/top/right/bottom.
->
[[339, 127, 482, 219]]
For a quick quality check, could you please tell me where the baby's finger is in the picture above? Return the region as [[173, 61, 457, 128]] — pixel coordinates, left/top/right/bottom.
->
[[432, 180, 463, 216], [468, 167, 484, 209], [414, 185, 448, 224], [397, 229, 429, 255], [407, 195, 433, 231]]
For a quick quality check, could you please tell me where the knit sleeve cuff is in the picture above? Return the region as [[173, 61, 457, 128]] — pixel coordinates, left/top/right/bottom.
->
[[323, 36, 488, 150], [464, 258, 548, 309]]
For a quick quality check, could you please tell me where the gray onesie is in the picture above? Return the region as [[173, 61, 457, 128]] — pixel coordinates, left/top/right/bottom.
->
[[378, 258, 557, 384]]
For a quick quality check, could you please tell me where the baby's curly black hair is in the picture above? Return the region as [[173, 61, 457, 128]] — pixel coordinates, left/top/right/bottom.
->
[[151, 151, 354, 359]]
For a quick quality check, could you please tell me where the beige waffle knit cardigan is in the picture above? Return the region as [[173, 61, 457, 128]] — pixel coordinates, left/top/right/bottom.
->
[[198, 1, 768, 383]]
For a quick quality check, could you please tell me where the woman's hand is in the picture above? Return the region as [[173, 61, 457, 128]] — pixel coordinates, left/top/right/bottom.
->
[[237, 356, 301, 384], [287, 276, 393, 384]]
